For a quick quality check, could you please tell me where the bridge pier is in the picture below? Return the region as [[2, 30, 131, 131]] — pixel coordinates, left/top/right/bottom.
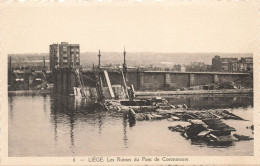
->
[[165, 73, 171, 88], [53, 68, 77, 95], [214, 74, 219, 83], [189, 74, 195, 87], [63, 72, 67, 93], [137, 71, 145, 90]]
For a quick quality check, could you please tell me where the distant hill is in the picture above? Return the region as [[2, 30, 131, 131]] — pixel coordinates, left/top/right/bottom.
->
[[8, 52, 253, 67], [80, 52, 253, 66], [8, 53, 49, 62]]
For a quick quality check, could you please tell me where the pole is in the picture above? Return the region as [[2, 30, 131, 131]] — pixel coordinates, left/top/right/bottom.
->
[[9, 56, 12, 70], [98, 50, 101, 68], [43, 56, 46, 72], [123, 46, 126, 66], [123, 47, 127, 83]]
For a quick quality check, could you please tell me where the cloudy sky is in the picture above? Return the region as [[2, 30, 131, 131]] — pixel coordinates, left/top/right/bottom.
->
[[1, 1, 258, 54]]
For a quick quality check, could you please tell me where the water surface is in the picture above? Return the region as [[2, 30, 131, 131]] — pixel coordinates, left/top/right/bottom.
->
[[8, 94, 254, 156]]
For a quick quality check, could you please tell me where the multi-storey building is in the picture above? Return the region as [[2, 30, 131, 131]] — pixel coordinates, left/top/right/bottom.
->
[[49, 42, 80, 71], [49, 43, 59, 71], [212, 55, 238, 72], [212, 55, 253, 72], [238, 57, 253, 72]]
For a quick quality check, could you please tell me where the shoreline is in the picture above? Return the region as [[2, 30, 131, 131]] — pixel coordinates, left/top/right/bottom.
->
[[8, 88, 253, 96], [8, 90, 52, 95], [135, 89, 253, 96]]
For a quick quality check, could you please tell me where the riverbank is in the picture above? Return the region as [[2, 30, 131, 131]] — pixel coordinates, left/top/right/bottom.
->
[[8, 88, 253, 96], [135, 88, 253, 96], [8, 90, 51, 95]]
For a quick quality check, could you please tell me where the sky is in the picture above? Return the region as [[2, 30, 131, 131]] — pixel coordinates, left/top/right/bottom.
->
[[0, 1, 258, 54]]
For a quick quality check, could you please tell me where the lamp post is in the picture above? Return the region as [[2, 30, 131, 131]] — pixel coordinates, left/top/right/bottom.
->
[[123, 47, 127, 78], [98, 50, 101, 68]]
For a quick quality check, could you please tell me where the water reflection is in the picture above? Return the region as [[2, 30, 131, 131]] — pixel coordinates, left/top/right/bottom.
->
[[9, 95, 14, 122], [43, 94, 47, 116], [123, 118, 128, 148], [8, 93, 254, 156], [50, 95, 93, 152], [98, 115, 103, 134], [49, 95, 127, 154]]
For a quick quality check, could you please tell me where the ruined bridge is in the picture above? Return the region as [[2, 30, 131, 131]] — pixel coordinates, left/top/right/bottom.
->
[[53, 68, 250, 95], [98, 70, 249, 91]]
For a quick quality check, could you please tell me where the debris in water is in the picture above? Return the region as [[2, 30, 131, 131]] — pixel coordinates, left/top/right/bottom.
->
[[168, 125, 187, 132], [233, 134, 253, 141]]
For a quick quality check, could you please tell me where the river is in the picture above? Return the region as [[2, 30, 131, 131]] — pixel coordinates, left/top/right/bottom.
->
[[8, 93, 254, 156]]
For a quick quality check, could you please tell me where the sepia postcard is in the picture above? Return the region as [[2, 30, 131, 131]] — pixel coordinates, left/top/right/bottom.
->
[[0, 0, 259, 165]]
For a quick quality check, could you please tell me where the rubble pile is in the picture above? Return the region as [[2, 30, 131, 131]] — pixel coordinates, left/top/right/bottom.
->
[[102, 96, 253, 146], [168, 119, 253, 145], [158, 110, 246, 121]]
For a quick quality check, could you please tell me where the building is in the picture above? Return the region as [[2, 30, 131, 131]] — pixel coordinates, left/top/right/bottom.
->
[[212, 56, 221, 71], [212, 55, 253, 72], [238, 57, 253, 72], [49, 43, 58, 71], [173, 64, 186, 72], [49, 42, 80, 71], [212, 55, 238, 72], [186, 62, 210, 72]]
